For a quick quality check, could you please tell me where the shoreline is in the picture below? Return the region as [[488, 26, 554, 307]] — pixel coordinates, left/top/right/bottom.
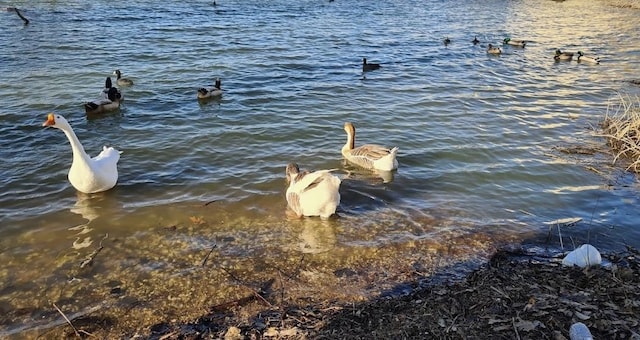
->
[[35, 245, 640, 339]]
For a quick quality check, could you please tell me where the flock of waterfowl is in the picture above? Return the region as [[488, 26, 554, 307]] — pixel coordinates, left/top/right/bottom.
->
[[47, 34, 602, 219], [43, 109, 399, 220], [441, 35, 602, 64]]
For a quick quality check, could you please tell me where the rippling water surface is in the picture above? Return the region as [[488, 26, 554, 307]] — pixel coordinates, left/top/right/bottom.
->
[[1, 0, 640, 336]]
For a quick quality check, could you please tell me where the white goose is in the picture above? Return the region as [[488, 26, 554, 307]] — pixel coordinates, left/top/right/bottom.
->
[[341, 122, 399, 171], [285, 163, 341, 219], [197, 78, 222, 99], [42, 113, 121, 194]]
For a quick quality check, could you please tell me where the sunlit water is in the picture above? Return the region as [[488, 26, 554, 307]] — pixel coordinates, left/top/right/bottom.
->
[[1, 0, 640, 336]]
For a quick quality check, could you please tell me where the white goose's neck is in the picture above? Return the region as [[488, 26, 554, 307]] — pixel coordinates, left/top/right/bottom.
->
[[61, 125, 89, 163]]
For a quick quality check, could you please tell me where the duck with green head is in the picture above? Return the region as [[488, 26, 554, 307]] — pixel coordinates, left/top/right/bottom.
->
[[503, 37, 526, 47], [576, 51, 600, 64]]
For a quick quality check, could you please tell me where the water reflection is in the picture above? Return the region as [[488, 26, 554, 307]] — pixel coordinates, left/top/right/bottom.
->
[[296, 218, 337, 254], [68, 192, 121, 249], [341, 160, 395, 184]]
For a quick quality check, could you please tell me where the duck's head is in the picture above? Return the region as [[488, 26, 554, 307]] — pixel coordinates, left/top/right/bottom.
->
[[503, 38, 510, 43], [113, 69, 122, 77], [555, 49, 563, 56], [577, 51, 584, 56], [105, 77, 113, 88], [42, 113, 69, 129]]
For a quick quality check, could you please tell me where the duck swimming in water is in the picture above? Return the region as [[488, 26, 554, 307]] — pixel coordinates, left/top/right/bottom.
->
[[197, 78, 223, 99], [576, 51, 600, 64], [503, 38, 526, 47], [554, 49, 574, 61], [362, 58, 381, 72], [84, 77, 123, 115], [113, 69, 134, 86], [487, 43, 502, 55]]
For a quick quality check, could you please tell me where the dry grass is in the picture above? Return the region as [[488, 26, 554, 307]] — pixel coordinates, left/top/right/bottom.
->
[[599, 94, 640, 172]]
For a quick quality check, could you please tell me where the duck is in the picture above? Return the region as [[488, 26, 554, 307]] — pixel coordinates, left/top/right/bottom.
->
[[197, 78, 223, 99], [554, 49, 574, 61], [285, 163, 341, 219], [503, 37, 526, 47], [487, 43, 502, 55], [341, 122, 399, 171], [42, 113, 121, 194], [362, 58, 381, 72], [443, 37, 451, 46], [84, 77, 123, 115], [113, 69, 134, 86], [472, 36, 480, 45], [576, 51, 600, 64]]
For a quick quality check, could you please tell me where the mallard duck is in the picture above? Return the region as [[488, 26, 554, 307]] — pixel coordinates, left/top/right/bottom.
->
[[341, 122, 398, 171], [554, 49, 574, 61], [197, 78, 222, 99], [576, 51, 600, 64], [113, 69, 134, 86], [503, 38, 526, 47], [42, 113, 121, 194], [472, 36, 480, 45], [84, 77, 123, 115], [362, 58, 381, 72], [443, 37, 451, 46], [487, 43, 502, 55], [285, 163, 341, 219]]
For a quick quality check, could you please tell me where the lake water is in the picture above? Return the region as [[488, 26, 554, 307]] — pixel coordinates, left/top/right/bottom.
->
[[1, 0, 640, 337]]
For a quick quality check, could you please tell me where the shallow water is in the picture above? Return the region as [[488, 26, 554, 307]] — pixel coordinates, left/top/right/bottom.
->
[[1, 0, 640, 336]]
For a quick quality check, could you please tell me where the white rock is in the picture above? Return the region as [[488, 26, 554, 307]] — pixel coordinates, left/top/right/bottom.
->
[[562, 244, 602, 268]]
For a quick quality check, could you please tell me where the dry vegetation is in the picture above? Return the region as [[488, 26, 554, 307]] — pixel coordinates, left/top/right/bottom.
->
[[600, 94, 640, 172]]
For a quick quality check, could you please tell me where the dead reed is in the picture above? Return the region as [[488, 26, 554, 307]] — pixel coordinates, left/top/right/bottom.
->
[[600, 93, 640, 172]]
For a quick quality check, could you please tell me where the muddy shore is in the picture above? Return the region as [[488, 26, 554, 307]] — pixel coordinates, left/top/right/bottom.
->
[[39, 245, 639, 339]]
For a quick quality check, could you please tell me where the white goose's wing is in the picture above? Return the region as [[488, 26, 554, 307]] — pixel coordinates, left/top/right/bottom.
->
[[90, 146, 121, 185]]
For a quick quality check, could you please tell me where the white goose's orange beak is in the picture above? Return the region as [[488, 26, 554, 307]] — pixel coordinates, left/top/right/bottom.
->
[[43, 113, 55, 127]]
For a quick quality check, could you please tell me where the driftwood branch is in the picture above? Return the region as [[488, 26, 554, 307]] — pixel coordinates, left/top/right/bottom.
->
[[10, 7, 29, 25], [53, 303, 80, 338], [201, 244, 217, 266], [80, 234, 108, 269]]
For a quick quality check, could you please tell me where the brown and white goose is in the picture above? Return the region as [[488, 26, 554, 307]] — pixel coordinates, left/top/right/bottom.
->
[[285, 163, 341, 219], [341, 122, 399, 171]]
